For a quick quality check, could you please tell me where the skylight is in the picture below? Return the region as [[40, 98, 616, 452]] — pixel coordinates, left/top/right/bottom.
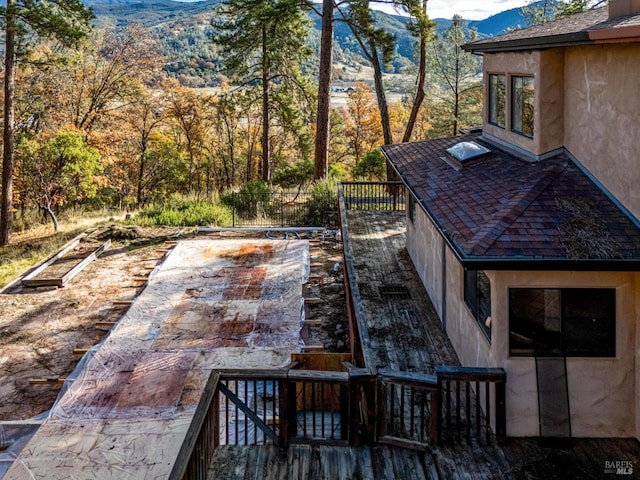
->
[[446, 141, 491, 163]]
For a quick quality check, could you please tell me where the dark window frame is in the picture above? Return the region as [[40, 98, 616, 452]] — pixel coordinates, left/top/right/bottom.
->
[[464, 269, 491, 341], [488, 74, 506, 128], [511, 75, 535, 137], [509, 288, 616, 358]]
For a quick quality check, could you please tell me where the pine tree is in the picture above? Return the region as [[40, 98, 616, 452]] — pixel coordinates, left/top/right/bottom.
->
[[212, 0, 312, 182], [0, 0, 93, 245]]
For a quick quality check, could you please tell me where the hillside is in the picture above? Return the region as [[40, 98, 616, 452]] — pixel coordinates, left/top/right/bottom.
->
[[88, 0, 534, 87]]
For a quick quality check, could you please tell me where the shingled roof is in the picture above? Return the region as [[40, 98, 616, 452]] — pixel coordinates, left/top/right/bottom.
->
[[382, 132, 640, 270], [464, 5, 640, 53]]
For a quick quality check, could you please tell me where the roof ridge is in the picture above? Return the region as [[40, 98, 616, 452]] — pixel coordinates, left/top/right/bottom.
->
[[465, 160, 569, 256]]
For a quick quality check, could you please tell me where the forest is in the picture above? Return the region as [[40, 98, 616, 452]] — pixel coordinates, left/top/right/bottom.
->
[[0, 0, 596, 246]]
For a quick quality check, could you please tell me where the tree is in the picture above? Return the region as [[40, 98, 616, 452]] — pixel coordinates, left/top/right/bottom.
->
[[344, 82, 383, 168], [313, 0, 335, 180], [402, 0, 435, 142], [16, 131, 101, 231], [427, 15, 482, 136], [0, 0, 93, 246], [213, 0, 312, 182]]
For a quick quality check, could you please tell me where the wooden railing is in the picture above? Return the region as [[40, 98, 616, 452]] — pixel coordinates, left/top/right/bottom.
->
[[174, 365, 506, 478], [376, 369, 438, 450], [340, 181, 405, 211], [436, 366, 506, 445]]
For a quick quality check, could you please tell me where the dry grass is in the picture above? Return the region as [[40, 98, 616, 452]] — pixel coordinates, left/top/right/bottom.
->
[[0, 210, 127, 289], [556, 197, 622, 260]]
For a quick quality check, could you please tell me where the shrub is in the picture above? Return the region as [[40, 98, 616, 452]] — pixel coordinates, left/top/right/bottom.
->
[[302, 180, 338, 228], [132, 200, 233, 227]]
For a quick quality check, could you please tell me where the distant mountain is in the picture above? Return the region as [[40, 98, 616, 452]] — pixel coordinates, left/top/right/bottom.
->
[[86, 0, 544, 86]]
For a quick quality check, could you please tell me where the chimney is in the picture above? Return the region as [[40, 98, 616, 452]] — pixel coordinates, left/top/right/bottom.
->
[[609, 0, 640, 18]]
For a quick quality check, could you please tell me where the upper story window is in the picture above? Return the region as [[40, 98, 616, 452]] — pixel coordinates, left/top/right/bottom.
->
[[511, 76, 534, 137], [488, 74, 505, 128], [464, 269, 491, 340], [509, 288, 615, 357]]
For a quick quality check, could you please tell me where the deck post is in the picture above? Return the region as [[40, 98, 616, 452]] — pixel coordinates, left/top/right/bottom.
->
[[495, 379, 506, 445], [278, 380, 295, 448]]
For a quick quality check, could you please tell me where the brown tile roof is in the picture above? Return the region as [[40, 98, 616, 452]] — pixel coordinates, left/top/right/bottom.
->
[[382, 132, 640, 268], [464, 6, 640, 53]]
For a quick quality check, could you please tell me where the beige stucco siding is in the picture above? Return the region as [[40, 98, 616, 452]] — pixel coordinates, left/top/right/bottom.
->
[[493, 270, 638, 438], [483, 50, 565, 157], [406, 205, 639, 437], [406, 200, 445, 318], [564, 44, 640, 219]]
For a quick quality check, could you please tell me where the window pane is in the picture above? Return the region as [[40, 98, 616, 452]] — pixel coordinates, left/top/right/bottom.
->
[[562, 289, 615, 357], [510, 289, 561, 356], [510, 288, 616, 357], [511, 76, 534, 137], [464, 269, 478, 317], [489, 74, 505, 128]]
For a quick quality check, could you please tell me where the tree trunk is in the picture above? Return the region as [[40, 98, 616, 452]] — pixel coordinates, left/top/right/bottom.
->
[[313, 0, 334, 181], [261, 25, 270, 182], [0, 0, 16, 246], [403, 0, 428, 143], [369, 41, 392, 146], [136, 138, 147, 207], [44, 201, 60, 232]]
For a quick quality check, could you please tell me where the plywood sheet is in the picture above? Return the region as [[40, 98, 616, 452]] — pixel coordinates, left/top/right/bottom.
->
[[3, 239, 309, 479]]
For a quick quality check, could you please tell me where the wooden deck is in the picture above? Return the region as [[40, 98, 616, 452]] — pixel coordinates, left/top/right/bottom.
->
[[205, 208, 640, 480]]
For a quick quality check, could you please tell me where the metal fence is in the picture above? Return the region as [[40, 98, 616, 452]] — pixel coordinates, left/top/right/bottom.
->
[[224, 190, 339, 229]]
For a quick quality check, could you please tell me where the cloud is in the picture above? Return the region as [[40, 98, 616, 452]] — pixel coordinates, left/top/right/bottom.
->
[[427, 0, 530, 20]]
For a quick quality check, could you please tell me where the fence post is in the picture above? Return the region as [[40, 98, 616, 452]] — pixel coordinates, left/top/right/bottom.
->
[[232, 192, 236, 228]]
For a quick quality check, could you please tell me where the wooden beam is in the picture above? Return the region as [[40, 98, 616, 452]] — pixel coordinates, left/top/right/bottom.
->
[[73, 348, 90, 355], [303, 319, 322, 326], [18, 234, 85, 288], [112, 300, 133, 306], [95, 321, 117, 328], [29, 378, 66, 384], [303, 345, 324, 352], [304, 298, 322, 305], [59, 240, 111, 287], [22, 239, 111, 288]]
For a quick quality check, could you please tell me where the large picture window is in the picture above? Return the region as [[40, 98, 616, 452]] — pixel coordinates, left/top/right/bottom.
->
[[509, 288, 615, 357], [511, 76, 534, 137], [464, 269, 491, 340], [488, 74, 505, 128]]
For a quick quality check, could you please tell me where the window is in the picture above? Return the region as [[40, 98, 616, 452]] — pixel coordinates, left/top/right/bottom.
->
[[488, 74, 506, 128], [511, 76, 534, 137], [509, 288, 615, 357], [464, 269, 491, 339]]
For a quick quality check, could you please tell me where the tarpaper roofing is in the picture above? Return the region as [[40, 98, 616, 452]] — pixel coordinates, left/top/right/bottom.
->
[[382, 132, 640, 269], [464, 6, 640, 53]]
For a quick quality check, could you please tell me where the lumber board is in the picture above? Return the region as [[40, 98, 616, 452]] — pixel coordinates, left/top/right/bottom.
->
[[29, 378, 66, 384], [18, 234, 85, 288], [303, 319, 322, 326], [112, 300, 133, 306], [303, 345, 324, 352], [95, 321, 117, 327], [72, 348, 90, 355], [304, 298, 322, 305], [22, 239, 111, 288]]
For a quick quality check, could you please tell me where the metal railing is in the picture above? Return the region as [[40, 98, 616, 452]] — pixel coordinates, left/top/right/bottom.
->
[[223, 190, 339, 229], [340, 181, 405, 211]]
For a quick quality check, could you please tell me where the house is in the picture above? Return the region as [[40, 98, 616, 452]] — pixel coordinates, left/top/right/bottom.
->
[[381, 0, 640, 439]]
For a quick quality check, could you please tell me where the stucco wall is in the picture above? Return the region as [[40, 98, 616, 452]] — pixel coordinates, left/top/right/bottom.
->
[[406, 199, 444, 319], [407, 207, 638, 437], [483, 50, 565, 157], [564, 44, 640, 219], [493, 270, 638, 438]]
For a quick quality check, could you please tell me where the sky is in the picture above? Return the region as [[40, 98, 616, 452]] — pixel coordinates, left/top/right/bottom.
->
[[410, 0, 532, 21]]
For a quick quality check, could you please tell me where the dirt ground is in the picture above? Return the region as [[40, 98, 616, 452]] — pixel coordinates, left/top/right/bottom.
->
[[0, 226, 346, 421]]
